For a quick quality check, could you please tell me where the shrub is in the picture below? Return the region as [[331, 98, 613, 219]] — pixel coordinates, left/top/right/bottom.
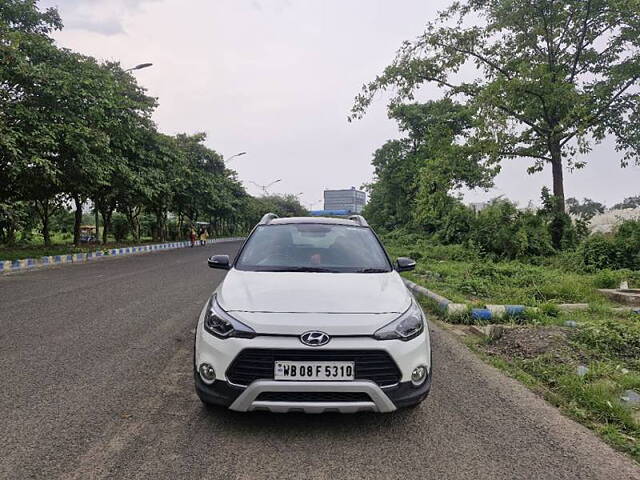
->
[[470, 201, 554, 259], [49, 208, 75, 234], [592, 270, 626, 289], [580, 220, 640, 271], [112, 214, 129, 242], [579, 235, 621, 270]]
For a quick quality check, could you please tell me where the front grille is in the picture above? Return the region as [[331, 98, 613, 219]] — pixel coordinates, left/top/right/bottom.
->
[[255, 391, 372, 403], [226, 349, 401, 387]]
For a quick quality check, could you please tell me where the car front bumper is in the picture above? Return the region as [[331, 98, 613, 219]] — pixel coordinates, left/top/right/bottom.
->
[[195, 300, 432, 413], [194, 368, 431, 413]]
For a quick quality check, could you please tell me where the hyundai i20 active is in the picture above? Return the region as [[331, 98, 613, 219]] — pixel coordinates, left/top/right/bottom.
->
[[194, 214, 431, 413]]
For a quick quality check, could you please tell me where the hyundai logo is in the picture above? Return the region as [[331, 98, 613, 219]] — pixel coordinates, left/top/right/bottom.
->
[[300, 331, 331, 347]]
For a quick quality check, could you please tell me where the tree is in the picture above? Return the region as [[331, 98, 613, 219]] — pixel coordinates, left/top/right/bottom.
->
[[172, 133, 224, 226], [259, 195, 307, 218], [94, 63, 156, 243], [612, 195, 640, 210], [566, 197, 606, 219], [352, 0, 640, 227], [363, 100, 496, 231], [0, 1, 63, 245], [0, 1, 270, 247]]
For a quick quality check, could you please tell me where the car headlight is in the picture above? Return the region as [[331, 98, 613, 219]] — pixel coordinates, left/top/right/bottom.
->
[[374, 300, 425, 341], [203, 296, 256, 339]]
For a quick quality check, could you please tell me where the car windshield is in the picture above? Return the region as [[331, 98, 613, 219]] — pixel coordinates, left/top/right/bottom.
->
[[235, 223, 392, 273]]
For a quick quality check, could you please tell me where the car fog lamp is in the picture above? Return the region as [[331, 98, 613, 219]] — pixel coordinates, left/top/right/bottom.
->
[[199, 363, 216, 384], [411, 366, 427, 386]]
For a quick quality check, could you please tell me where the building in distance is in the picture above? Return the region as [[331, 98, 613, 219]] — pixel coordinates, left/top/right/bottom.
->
[[322, 187, 366, 214]]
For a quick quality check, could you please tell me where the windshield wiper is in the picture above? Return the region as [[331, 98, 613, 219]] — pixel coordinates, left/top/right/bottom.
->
[[354, 268, 390, 273]]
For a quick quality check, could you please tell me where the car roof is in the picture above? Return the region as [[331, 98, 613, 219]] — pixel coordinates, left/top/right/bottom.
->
[[268, 216, 362, 226]]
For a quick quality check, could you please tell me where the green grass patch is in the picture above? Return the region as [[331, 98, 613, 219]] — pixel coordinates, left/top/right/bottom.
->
[[462, 314, 640, 462], [385, 235, 637, 307], [1, 237, 158, 261]]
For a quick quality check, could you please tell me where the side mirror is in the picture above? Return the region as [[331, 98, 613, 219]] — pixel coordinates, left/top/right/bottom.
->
[[208, 254, 231, 270], [396, 257, 416, 272]]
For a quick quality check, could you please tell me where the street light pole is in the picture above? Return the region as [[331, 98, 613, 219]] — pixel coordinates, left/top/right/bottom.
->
[[249, 179, 282, 196], [124, 63, 153, 73], [225, 152, 246, 163]]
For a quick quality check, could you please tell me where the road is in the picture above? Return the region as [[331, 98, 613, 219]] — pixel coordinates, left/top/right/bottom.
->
[[1, 241, 638, 480]]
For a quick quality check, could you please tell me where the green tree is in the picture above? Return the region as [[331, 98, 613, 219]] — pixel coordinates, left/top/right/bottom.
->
[[363, 100, 495, 232], [0, 1, 63, 245], [612, 195, 640, 210], [259, 195, 308, 218], [352, 0, 640, 233], [566, 197, 606, 220], [96, 63, 156, 243]]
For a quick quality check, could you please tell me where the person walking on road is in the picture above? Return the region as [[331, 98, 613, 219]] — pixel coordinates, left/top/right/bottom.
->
[[189, 228, 196, 248], [199, 227, 209, 246]]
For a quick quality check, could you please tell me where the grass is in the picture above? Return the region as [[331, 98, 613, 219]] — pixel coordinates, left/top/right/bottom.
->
[[385, 235, 636, 307], [451, 309, 640, 462], [0, 235, 163, 261], [398, 234, 640, 461]]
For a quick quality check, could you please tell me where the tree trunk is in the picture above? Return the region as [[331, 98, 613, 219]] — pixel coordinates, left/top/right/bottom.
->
[[163, 208, 169, 241], [94, 202, 101, 245], [73, 195, 83, 246], [549, 139, 565, 211], [125, 206, 140, 242], [153, 208, 164, 242], [34, 199, 52, 247], [43, 210, 50, 246], [100, 207, 113, 244], [549, 138, 567, 249]]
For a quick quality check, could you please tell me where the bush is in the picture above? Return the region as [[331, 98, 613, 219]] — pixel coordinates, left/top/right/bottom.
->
[[112, 214, 129, 242], [580, 220, 640, 271], [592, 270, 627, 289], [579, 235, 621, 270], [470, 201, 554, 259], [49, 208, 75, 234], [434, 202, 476, 244]]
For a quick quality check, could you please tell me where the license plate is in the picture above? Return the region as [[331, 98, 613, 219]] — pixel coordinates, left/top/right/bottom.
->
[[274, 361, 355, 381]]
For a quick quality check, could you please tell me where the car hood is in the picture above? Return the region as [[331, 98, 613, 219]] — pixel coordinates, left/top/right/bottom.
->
[[217, 269, 411, 314], [215, 270, 412, 336]]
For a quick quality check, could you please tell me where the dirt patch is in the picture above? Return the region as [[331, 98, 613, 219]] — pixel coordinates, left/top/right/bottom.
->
[[482, 326, 575, 361]]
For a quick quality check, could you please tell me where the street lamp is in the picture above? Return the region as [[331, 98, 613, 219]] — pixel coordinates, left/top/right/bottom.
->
[[249, 179, 282, 196], [124, 63, 153, 72], [225, 152, 247, 163]]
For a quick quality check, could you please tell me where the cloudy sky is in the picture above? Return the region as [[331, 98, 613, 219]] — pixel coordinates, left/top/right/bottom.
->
[[40, 0, 639, 208]]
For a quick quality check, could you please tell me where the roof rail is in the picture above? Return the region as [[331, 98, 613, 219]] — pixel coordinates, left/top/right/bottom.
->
[[259, 213, 279, 225], [348, 215, 368, 227]]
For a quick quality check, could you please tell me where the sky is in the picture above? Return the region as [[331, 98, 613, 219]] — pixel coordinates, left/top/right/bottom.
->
[[40, 0, 639, 209]]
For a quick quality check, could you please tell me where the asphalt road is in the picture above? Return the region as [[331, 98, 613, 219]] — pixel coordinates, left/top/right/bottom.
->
[[1, 241, 639, 480]]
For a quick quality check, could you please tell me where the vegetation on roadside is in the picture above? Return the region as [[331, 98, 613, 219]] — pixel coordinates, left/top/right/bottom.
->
[[385, 230, 640, 307], [351, 0, 640, 248], [460, 310, 640, 462], [399, 226, 640, 461], [0, 193, 306, 262], [0, 2, 305, 252], [0, 238, 171, 262]]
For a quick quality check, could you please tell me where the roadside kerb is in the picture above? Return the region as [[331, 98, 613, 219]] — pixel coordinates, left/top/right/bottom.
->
[[0, 237, 245, 275], [404, 278, 639, 320], [404, 278, 532, 321]]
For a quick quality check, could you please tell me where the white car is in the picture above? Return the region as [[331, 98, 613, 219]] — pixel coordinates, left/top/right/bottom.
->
[[194, 214, 432, 413]]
